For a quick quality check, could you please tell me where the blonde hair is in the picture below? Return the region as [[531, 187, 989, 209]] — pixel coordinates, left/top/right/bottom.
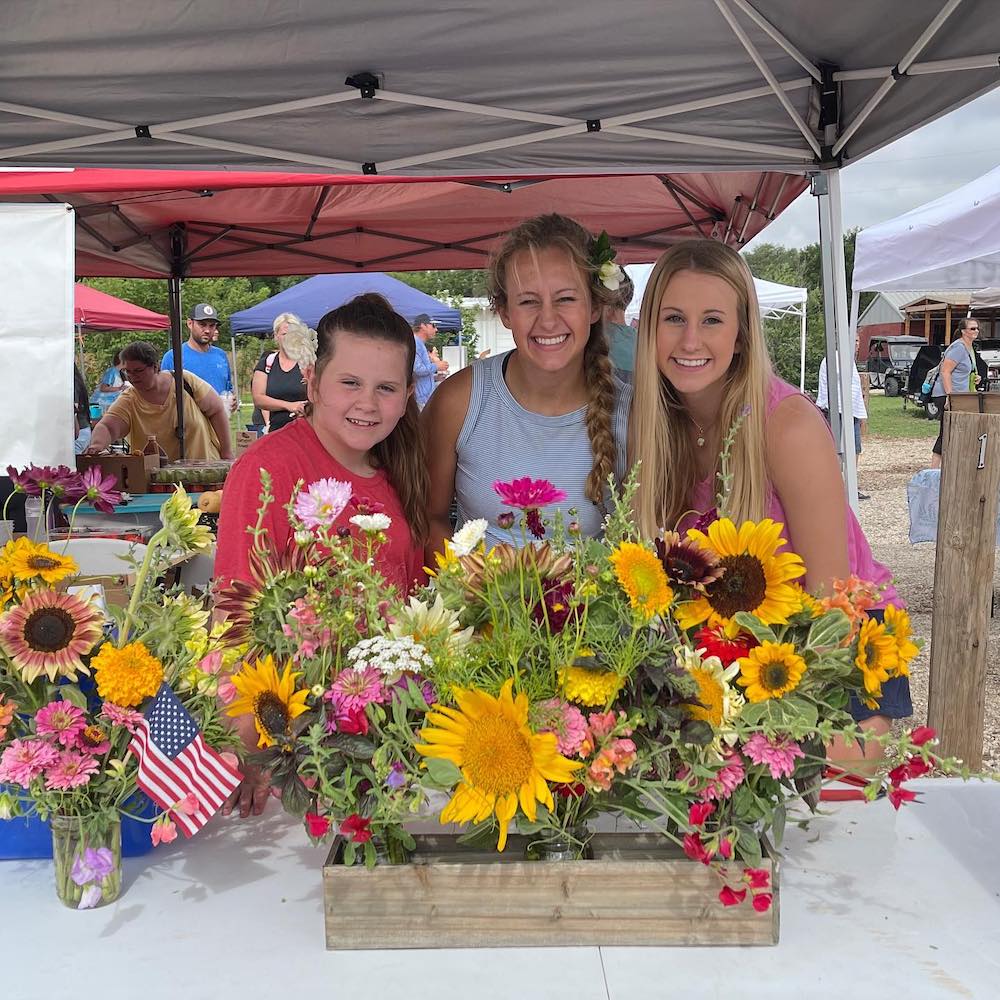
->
[[487, 213, 619, 507], [273, 312, 300, 335], [632, 240, 773, 537]]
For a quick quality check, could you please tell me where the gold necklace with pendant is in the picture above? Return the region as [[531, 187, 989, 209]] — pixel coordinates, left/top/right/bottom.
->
[[691, 416, 715, 448]]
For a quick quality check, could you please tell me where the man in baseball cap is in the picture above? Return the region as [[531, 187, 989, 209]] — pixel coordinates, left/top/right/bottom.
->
[[161, 302, 236, 405]]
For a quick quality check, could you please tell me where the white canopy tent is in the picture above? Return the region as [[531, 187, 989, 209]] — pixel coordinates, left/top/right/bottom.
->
[[2, 1, 999, 505], [625, 263, 809, 386]]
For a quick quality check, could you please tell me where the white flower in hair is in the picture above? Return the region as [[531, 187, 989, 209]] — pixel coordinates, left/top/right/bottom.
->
[[598, 260, 625, 292], [449, 518, 488, 556], [282, 321, 318, 368]]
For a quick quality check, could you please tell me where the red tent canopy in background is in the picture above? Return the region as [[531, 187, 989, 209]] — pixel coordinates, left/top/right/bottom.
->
[[74, 283, 168, 330], [0, 168, 808, 278]]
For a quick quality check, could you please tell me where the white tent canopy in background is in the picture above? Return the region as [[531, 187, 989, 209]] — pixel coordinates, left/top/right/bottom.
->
[[625, 264, 809, 387], [853, 165, 1000, 294]]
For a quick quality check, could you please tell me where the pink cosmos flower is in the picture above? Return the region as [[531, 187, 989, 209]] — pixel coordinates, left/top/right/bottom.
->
[[151, 816, 178, 845], [34, 701, 88, 748], [492, 477, 566, 510], [535, 698, 588, 756], [699, 752, 746, 802], [327, 666, 385, 713], [742, 732, 805, 781], [294, 478, 353, 530], [77, 465, 123, 513], [99, 702, 145, 733], [44, 750, 100, 791], [0, 739, 61, 787]]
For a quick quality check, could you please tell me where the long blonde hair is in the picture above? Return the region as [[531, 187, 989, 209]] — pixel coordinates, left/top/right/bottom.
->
[[632, 240, 773, 537], [487, 213, 619, 507]]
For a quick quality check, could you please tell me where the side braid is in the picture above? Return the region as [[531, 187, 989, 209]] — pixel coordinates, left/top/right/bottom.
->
[[583, 323, 618, 508]]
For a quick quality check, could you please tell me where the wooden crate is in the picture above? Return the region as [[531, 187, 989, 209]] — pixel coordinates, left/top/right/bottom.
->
[[323, 831, 779, 949]]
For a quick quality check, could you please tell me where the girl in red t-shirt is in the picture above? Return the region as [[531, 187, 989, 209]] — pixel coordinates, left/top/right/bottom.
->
[[216, 294, 429, 816]]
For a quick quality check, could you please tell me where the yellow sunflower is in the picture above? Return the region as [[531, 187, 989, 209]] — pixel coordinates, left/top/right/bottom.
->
[[558, 664, 623, 707], [854, 617, 898, 705], [676, 518, 805, 630], [737, 641, 807, 702], [226, 655, 310, 748], [883, 605, 919, 677], [4, 537, 78, 585], [415, 679, 581, 851], [609, 542, 673, 619], [92, 641, 165, 707]]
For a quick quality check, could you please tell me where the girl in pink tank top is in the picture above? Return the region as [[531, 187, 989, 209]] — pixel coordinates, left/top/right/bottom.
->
[[629, 241, 911, 757]]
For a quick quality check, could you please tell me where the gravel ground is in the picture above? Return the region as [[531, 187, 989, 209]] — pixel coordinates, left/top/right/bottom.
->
[[856, 433, 1000, 770]]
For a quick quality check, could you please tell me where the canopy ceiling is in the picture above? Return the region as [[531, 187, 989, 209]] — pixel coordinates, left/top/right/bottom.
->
[[0, 168, 807, 277], [0, 1, 997, 177], [853, 164, 1000, 293], [74, 282, 168, 330]]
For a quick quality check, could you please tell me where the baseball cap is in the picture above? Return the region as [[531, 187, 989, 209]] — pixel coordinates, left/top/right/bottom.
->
[[189, 303, 220, 322], [412, 313, 436, 327]]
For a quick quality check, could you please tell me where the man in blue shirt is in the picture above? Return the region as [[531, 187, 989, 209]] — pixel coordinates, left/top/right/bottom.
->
[[412, 313, 440, 408], [162, 302, 235, 405]]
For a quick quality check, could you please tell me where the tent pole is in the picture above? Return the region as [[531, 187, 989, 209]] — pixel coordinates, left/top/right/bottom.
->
[[230, 335, 240, 415], [168, 224, 187, 460], [799, 308, 806, 392], [814, 168, 859, 511]]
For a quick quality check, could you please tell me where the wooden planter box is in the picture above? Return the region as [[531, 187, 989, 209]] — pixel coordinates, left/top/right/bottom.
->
[[323, 831, 779, 949]]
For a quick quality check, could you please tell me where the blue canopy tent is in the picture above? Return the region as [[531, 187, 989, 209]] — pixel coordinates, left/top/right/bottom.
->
[[230, 273, 461, 335]]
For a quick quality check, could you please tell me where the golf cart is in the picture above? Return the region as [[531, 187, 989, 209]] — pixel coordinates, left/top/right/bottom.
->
[[864, 335, 926, 396], [905, 340, 1000, 418]]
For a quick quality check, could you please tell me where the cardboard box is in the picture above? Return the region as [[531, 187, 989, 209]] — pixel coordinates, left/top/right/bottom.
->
[[76, 453, 153, 494], [235, 430, 257, 457]]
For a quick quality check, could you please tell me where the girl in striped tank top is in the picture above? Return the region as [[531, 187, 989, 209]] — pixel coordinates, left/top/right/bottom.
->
[[630, 240, 911, 769], [423, 214, 632, 557]]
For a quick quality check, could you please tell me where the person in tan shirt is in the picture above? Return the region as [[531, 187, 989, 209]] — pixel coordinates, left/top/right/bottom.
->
[[85, 340, 233, 462]]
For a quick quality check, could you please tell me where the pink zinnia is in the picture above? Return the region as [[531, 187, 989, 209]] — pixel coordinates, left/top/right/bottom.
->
[[0, 739, 60, 787], [742, 732, 805, 780], [699, 752, 746, 802], [99, 702, 145, 733], [327, 666, 385, 713], [535, 698, 588, 756], [294, 477, 353, 530], [34, 701, 88, 747], [492, 477, 566, 510], [44, 750, 100, 791]]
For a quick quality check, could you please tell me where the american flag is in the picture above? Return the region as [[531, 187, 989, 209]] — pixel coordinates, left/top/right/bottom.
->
[[128, 685, 242, 837]]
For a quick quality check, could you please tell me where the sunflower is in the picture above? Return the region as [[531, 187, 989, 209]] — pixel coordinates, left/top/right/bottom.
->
[[676, 646, 744, 729], [655, 531, 724, 591], [226, 655, 310, 748], [415, 679, 581, 851], [854, 617, 898, 705], [3, 538, 78, 586], [0, 589, 103, 683], [609, 541, 673, 618], [883, 605, 919, 677], [92, 641, 164, 707], [676, 518, 804, 630], [737, 641, 807, 702], [558, 663, 624, 707]]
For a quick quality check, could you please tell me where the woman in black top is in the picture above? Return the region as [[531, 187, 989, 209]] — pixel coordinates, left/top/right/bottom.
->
[[251, 312, 309, 433]]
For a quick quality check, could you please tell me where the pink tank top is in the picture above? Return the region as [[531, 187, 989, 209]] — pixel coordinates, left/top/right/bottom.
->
[[682, 377, 899, 607]]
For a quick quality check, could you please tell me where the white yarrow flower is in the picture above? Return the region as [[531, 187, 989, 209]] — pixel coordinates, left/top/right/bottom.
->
[[347, 634, 433, 679], [350, 513, 392, 533], [449, 518, 488, 557]]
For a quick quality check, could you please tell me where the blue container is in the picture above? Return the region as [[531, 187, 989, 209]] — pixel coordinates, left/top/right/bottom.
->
[[0, 792, 159, 859]]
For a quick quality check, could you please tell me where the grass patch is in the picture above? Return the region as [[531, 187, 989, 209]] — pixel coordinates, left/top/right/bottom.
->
[[865, 392, 938, 439]]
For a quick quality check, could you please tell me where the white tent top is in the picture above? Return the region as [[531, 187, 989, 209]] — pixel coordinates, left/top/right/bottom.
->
[[970, 287, 1000, 309], [853, 164, 1000, 293], [624, 263, 806, 323]]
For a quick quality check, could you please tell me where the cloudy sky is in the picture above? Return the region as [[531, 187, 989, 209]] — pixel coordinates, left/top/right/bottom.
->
[[745, 86, 1000, 250]]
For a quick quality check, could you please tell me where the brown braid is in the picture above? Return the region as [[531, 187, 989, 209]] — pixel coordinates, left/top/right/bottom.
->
[[583, 322, 618, 507]]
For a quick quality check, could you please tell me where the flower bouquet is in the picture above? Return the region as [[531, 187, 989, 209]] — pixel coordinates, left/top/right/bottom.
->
[[222, 449, 976, 930], [0, 466, 241, 908]]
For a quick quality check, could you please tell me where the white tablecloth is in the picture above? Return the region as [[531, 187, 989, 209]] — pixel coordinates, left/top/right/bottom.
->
[[3, 779, 998, 999]]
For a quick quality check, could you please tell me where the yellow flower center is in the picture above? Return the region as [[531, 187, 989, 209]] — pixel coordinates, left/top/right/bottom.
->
[[461, 713, 534, 796], [708, 554, 768, 618]]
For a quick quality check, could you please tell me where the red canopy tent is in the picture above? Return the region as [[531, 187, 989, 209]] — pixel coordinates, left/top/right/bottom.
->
[[74, 283, 168, 330]]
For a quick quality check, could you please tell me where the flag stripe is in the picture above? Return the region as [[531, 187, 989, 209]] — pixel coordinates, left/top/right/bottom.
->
[[130, 726, 202, 836]]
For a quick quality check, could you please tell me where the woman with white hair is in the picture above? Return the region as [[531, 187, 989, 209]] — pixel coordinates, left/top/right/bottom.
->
[[251, 311, 310, 433]]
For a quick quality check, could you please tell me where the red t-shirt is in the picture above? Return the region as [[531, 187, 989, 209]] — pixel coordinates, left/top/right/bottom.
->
[[215, 419, 425, 596]]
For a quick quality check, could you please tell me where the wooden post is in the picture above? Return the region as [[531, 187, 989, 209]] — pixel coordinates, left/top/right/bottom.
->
[[859, 371, 870, 439], [928, 397, 1000, 769], [904, 313, 911, 336], [945, 304, 952, 345], [924, 310, 931, 342]]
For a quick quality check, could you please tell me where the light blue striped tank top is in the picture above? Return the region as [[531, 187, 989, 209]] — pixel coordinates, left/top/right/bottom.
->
[[455, 351, 633, 548]]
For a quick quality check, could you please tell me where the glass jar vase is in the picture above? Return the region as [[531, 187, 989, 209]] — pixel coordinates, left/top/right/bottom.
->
[[51, 814, 122, 909], [526, 825, 591, 862]]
